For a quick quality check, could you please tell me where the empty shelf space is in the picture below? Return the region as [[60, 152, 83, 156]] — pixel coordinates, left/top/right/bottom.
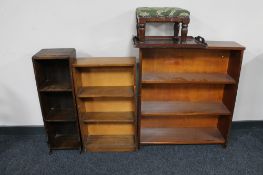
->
[[142, 72, 236, 84], [50, 135, 80, 149], [141, 127, 225, 144], [45, 109, 75, 122], [142, 101, 231, 116], [86, 135, 136, 152], [39, 81, 71, 92], [77, 86, 134, 98], [81, 112, 134, 123]]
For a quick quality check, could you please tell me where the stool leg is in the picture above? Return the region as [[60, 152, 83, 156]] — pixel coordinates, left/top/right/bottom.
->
[[174, 22, 179, 37], [181, 23, 188, 42], [138, 23, 145, 42]]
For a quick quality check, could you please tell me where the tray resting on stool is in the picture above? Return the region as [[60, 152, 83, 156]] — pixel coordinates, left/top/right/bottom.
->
[[133, 36, 207, 48]]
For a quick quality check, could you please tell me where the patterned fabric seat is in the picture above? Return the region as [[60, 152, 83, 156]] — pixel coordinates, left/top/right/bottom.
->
[[136, 7, 190, 18]]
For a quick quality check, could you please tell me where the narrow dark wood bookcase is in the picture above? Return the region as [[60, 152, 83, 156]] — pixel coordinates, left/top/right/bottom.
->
[[73, 57, 138, 152], [32, 48, 81, 153], [135, 39, 245, 146]]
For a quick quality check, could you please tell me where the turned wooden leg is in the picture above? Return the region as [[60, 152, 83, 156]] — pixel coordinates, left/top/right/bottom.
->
[[138, 23, 145, 42], [174, 22, 179, 37], [181, 22, 188, 42]]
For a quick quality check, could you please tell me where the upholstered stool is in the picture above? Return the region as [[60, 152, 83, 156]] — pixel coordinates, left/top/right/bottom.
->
[[136, 7, 190, 42]]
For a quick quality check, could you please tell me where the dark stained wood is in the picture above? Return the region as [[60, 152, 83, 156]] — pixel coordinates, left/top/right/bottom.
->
[[50, 135, 80, 149], [73, 57, 135, 67], [136, 16, 190, 42], [39, 81, 71, 92], [81, 112, 134, 123], [32, 48, 81, 152], [77, 86, 134, 98], [134, 36, 206, 48], [141, 127, 225, 144], [86, 135, 136, 152], [33, 48, 76, 59], [142, 101, 231, 116], [142, 72, 236, 84], [45, 109, 75, 122]]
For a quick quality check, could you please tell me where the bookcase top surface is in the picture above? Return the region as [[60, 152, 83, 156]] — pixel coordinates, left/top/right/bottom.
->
[[73, 57, 136, 67], [33, 48, 75, 59], [206, 41, 245, 50], [134, 37, 245, 50]]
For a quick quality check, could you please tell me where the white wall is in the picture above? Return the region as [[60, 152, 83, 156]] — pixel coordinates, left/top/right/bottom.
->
[[0, 0, 263, 126]]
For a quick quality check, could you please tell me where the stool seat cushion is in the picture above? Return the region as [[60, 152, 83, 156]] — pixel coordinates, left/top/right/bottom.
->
[[136, 7, 190, 18]]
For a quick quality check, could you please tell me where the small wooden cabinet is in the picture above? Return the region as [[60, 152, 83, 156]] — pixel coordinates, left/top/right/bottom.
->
[[32, 49, 81, 152], [73, 57, 138, 152], [137, 41, 245, 146]]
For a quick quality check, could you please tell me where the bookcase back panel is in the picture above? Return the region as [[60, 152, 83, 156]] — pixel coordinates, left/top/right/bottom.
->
[[47, 123, 78, 136], [34, 60, 71, 86], [142, 49, 230, 73], [84, 124, 134, 135], [142, 84, 224, 102], [84, 98, 134, 112], [79, 67, 134, 86], [141, 116, 218, 128], [41, 93, 74, 115]]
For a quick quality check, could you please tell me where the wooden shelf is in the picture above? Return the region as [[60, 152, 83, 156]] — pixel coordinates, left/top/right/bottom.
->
[[77, 86, 134, 98], [86, 135, 135, 152], [142, 101, 231, 116], [142, 72, 236, 84], [45, 109, 75, 122], [39, 81, 71, 92], [81, 112, 134, 123], [50, 135, 80, 149], [141, 127, 225, 144], [73, 57, 135, 67]]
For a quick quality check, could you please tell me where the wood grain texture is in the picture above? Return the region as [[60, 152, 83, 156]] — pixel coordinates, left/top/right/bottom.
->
[[77, 86, 134, 98], [73, 57, 135, 67], [142, 72, 235, 84], [142, 84, 224, 102], [45, 108, 75, 122], [86, 135, 135, 152], [80, 112, 134, 123], [141, 116, 218, 128], [84, 124, 134, 135], [32, 48, 81, 152], [141, 101, 231, 116], [83, 98, 134, 113], [72, 57, 137, 152], [33, 48, 75, 59], [39, 81, 72, 92], [78, 67, 134, 87], [141, 127, 225, 144], [138, 43, 244, 146], [142, 48, 229, 73]]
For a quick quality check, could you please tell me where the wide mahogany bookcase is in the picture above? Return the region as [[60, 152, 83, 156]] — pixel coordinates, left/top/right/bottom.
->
[[137, 41, 245, 146], [73, 57, 138, 152], [32, 49, 81, 153]]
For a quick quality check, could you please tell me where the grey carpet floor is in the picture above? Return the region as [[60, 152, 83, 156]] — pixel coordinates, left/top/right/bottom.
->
[[0, 127, 263, 175]]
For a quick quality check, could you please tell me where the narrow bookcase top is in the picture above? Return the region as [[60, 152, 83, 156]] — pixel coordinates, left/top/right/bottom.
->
[[73, 57, 136, 67], [33, 48, 76, 59]]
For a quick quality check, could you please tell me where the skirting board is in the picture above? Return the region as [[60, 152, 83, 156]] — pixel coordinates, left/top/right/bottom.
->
[[0, 121, 262, 135]]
